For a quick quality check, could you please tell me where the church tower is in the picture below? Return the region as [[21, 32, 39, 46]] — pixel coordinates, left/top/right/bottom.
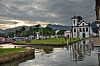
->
[[72, 16, 79, 38], [72, 16, 90, 38], [72, 16, 78, 26]]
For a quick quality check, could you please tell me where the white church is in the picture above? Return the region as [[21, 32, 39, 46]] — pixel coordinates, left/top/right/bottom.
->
[[64, 16, 91, 38]]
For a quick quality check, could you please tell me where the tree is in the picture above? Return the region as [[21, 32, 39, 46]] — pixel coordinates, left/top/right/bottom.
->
[[20, 26, 26, 32], [28, 27, 33, 35], [42, 27, 55, 36], [57, 30, 65, 36], [19, 32, 28, 37], [77, 16, 82, 22], [35, 24, 41, 27]]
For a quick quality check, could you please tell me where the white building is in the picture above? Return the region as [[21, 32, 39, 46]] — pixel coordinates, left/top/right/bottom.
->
[[64, 30, 72, 38], [72, 16, 91, 38]]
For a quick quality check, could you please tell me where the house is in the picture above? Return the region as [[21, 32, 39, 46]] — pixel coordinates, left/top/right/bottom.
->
[[72, 16, 91, 38], [64, 30, 72, 38]]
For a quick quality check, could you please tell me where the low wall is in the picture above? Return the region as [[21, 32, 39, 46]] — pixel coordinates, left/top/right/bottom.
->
[[0, 49, 35, 64]]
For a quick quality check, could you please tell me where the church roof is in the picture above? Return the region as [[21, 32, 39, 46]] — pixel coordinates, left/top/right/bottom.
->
[[78, 20, 89, 25]]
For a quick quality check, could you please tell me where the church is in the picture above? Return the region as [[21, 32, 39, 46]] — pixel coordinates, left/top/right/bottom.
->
[[64, 16, 91, 38], [72, 16, 90, 38]]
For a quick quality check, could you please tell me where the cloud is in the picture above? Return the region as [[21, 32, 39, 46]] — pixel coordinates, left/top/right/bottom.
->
[[0, 18, 50, 29], [0, 0, 96, 29]]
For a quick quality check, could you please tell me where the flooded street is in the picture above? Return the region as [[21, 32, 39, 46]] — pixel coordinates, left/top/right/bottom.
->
[[1, 39, 100, 66]]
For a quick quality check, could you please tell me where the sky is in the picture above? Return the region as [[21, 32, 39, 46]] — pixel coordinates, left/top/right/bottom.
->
[[0, 0, 95, 29]]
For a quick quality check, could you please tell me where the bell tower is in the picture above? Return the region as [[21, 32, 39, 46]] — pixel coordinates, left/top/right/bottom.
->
[[72, 16, 78, 26]]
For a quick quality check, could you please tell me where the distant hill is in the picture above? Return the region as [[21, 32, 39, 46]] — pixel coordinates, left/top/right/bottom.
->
[[5, 26, 30, 32], [47, 24, 72, 30], [0, 29, 7, 34]]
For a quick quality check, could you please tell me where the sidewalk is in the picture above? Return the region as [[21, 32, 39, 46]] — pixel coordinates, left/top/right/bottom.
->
[[90, 38, 100, 47]]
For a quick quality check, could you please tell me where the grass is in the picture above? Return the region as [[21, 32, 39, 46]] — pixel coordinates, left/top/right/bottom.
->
[[0, 48, 27, 56], [16, 38, 80, 45]]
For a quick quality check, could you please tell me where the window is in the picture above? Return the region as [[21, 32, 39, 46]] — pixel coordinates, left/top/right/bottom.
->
[[86, 28, 88, 32], [80, 28, 82, 32], [74, 28, 76, 32], [83, 28, 85, 32], [73, 20, 75, 25], [82, 23, 84, 26], [67, 35, 69, 38]]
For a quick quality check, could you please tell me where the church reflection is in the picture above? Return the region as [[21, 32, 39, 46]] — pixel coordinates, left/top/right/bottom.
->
[[69, 39, 94, 63]]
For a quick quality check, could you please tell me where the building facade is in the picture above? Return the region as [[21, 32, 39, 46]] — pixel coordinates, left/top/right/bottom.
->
[[72, 16, 90, 38], [64, 30, 72, 38]]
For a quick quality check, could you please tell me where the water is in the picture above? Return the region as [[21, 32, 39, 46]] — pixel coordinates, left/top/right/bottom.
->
[[1, 39, 100, 66]]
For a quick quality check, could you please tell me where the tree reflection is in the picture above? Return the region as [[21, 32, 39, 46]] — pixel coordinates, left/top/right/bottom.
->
[[43, 47, 53, 54], [97, 47, 100, 66]]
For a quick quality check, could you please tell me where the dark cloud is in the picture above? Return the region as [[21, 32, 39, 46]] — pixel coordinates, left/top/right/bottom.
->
[[0, 0, 95, 26]]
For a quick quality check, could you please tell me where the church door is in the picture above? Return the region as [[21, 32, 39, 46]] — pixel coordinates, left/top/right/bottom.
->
[[83, 33, 85, 38]]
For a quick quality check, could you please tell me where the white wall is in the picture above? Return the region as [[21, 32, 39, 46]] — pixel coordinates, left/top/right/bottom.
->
[[72, 19, 78, 26], [73, 26, 90, 38], [73, 27, 78, 38], [64, 31, 72, 38]]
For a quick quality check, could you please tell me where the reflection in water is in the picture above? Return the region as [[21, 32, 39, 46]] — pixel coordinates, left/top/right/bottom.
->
[[1, 39, 100, 66], [69, 40, 94, 63], [98, 53, 100, 66], [0, 55, 35, 66], [43, 47, 53, 54], [97, 47, 100, 66]]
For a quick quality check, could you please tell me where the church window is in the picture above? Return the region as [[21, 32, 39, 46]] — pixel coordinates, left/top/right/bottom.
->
[[82, 23, 84, 26], [83, 28, 85, 32], [74, 20, 75, 25], [86, 28, 88, 32], [74, 28, 76, 32], [80, 28, 82, 32]]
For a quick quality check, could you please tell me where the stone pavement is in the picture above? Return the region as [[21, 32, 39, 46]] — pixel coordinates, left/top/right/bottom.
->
[[90, 38, 100, 47]]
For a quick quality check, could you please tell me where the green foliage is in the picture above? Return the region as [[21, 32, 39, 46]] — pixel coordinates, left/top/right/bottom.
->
[[16, 38, 80, 45], [19, 32, 29, 37], [35, 24, 41, 27], [42, 27, 55, 36], [43, 47, 53, 53], [10, 25, 55, 37], [57, 30, 65, 35], [0, 48, 27, 56], [25, 39, 31, 43]]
